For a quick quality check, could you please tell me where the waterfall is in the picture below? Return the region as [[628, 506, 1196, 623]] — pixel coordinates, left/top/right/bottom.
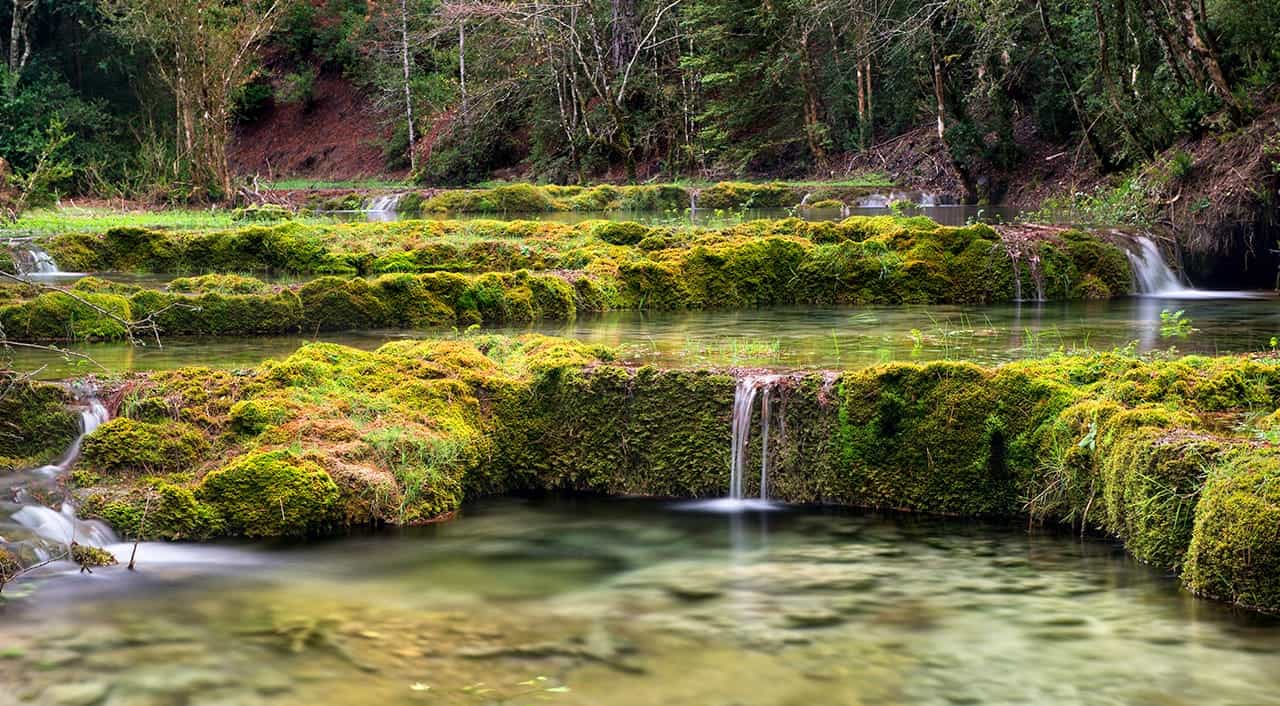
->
[[1124, 235, 1261, 300], [727, 375, 784, 505], [366, 193, 403, 222], [1, 390, 118, 567], [5, 238, 62, 277], [689, 189, 699, 213], [677, 374, 785, 513], [1127, 236, 1186, 295]]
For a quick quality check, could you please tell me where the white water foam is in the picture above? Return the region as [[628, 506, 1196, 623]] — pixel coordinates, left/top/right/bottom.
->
[[1127, 236, 1263, 299]]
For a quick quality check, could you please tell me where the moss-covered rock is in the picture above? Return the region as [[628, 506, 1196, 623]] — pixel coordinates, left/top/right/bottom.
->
[[0, 375, 78, 471], [198, 451, 341, 537], [168, 273, 271, 295], [299, 276, 389, 331], [593, 221, 652, 246], [0, 291, 131, 341], [80, 418, 208, 473], [1185, 446, 1280, 612]]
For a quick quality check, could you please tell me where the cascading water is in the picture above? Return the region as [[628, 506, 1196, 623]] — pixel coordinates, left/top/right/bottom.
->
[[1126, 235, 1261, 299], [367, 193, 403, 222], [685, 375, 784, 512], [4, 238, 63, 277], [1, 390, 118, 566]]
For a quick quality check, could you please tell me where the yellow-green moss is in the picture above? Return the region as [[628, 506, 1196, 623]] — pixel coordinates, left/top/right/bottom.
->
[[81, 418, 209, 473], [1184, 446, 1280, 612], [198, 451, 341, 537]]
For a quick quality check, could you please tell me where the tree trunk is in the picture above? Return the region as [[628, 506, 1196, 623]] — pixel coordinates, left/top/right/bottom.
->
[[863, 55, 873, 144], [458, 21, 467, 122], [799, 31, 827, 162], [1035, 0, 1117, 171], [7, 0, 34, 78], [400, 0, 417, 172], [1173, 0, 1242, 124], [1137, 0, 1204, 89], [610, 0, 637, 73], [931, 30, 945, 140]]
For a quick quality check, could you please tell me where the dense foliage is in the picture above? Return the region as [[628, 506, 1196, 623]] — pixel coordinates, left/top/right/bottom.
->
[[1, 0, 1277, 200]]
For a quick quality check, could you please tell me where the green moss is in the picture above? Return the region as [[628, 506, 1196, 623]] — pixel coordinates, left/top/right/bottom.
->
[[70, 544, 117, 568], [1185, 446, 1280, 612], [1097, 424, 1225, 570], [231, 204, 292, 222], [168, 273, 270, 294], [807, 199, 844, 209], [1063, 230, 1131, 296], [299, 276, 389, 331], [198, 451, 341, 537], [0, 376, 77, 471], [0, 291, 132, 341], [698, 182, 798, 209], [229, 399, 287, 436], [80, 418, 209, 473], [592, 221, 652, 246], [373, 273, 457, 328], [57, 335, 1280, 619]]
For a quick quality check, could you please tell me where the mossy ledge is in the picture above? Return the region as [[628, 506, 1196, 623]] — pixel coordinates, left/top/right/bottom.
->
[[307, 181, 888, 214], [0, 373, 79, 471], [5, 219, 1131, 340], [21, 336, 1278, 613]]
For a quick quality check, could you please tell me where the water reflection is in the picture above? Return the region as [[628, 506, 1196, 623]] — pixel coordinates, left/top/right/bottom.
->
[[7, 297, 1277, 379]]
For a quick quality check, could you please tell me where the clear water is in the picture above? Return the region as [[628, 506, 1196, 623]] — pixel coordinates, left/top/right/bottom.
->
[[2, 497, 1278, 706], [6, 296, 1278, 379], [324, 204, 1029, 227]]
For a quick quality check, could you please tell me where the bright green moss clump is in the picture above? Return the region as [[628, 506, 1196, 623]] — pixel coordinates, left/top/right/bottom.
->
[[198, 451, 341, 537], [1185, 447, 1280, 612], [80, 418, 208, 472], [0, 291, 131, 340]]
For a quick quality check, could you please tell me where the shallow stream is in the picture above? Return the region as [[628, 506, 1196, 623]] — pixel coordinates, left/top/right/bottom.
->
[[6, 296, 1277, 378], [2, 496, 1278, 706]]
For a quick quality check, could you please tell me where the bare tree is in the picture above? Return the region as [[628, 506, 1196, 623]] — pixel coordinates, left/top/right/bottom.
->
[[441, 0, 684, 180], [5, 0, 35, 78], [400, 0, 419, 172], [100, 0, 289, 199]]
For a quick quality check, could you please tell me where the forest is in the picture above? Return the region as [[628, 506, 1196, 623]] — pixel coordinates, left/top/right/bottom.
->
[[1, 0, 1277, 208]]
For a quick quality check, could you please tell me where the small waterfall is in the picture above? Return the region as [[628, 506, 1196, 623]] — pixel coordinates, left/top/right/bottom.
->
[[1124, 235, 1262, 300], [366, 193, 403, 222], [727, 375, 784, 505], [5, 238, 62, 277], [689, 189, 699, 213], [1127, 236, 1185, 295], [1, 390, 118, 568]]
